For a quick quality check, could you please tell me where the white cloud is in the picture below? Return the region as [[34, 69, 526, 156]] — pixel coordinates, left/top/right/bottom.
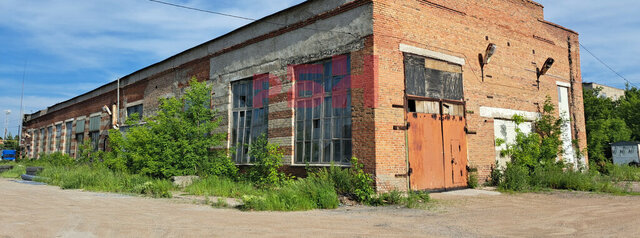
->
[[0, 0, 304, 71], [537, 0, 640, 88], [0, 0, 304, 136]]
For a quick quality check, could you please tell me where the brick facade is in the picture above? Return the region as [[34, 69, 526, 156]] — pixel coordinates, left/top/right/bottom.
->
[[22, 0, 586, 192]]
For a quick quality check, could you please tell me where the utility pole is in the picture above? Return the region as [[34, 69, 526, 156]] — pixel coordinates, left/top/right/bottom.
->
[[18, 60, 26, 147], [3, 110, 10, 140]]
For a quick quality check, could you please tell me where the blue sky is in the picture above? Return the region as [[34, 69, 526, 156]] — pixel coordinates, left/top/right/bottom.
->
[[0, 0, 638, 137]]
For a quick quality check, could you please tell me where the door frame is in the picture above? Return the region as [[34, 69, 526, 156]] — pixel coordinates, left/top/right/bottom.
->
[[404, 94, 468, 191]]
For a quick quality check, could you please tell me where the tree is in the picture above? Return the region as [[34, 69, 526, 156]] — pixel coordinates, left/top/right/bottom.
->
[[618, 87, 640, 141], [106, 77, 237, 178], [583, 88, 632, 170]]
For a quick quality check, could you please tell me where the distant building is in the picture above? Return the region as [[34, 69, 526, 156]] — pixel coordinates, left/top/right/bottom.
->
[[611, 141, 640, 165], [583, 82, 625, 100]]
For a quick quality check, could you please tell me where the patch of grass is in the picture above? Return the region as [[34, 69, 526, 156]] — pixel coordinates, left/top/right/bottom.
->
[[406, 191, 431, 209], [496, 164, 627, 194], [37, 165, 174, 198], [211, 197, 229, 208], [185, 176, 260, 198], [368, 190, 431, 208], [242, 177, 339, 211], [0, 164, 25, 179], [605, 165, 640, 182]]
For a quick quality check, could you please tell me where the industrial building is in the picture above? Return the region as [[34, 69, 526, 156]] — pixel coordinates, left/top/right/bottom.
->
[[583, 82, 626, 100], [22, 0, 587, 191]]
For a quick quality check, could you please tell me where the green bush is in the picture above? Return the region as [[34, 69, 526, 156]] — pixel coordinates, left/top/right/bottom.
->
[[106, 78, 237, 179], [468, 172, 478, 189], [38, 152, 75, 167], [491, 96, 627, 193], [247, 135, 290, 186], [185, 176, 260, 198], [500, 162, 531, 191], [309, 157, 374, 203]]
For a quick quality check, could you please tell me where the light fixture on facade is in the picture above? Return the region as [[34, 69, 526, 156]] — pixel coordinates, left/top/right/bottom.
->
[[536, 57, 555, 79], [536, 57, 555, 89], [479, 43, 497, 81]]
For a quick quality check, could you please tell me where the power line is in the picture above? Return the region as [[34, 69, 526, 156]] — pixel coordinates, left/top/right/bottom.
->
[[147, 0, 358, 38], [579, 43, 639, 88], [150, 0, 632, 91]]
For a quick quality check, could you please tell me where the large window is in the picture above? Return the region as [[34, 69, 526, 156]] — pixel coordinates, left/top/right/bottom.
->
[[89, 115, 101, 151], [295, 55, 352, 164], [65, 121, 72, 154], [55, 124, 62, 152], [231, 76, 269, 164]]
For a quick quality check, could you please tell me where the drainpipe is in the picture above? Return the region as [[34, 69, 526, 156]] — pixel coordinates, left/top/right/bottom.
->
[[117, 78, 120, 127]]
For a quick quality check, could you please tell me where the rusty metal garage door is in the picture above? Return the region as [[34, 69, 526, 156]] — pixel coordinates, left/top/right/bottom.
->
[[404, 53, 468, 191]]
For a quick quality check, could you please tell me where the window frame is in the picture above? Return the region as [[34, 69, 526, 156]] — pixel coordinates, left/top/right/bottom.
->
[[65, 121, 73, 155], [88, 115, 101, 151], [55, 123, 62, 152], [47, 126, 53, 153], [39, 128, 44, 155], [230, 76, 269, 164], [126, 103, 144, 121], [294, 55, 352, 165]]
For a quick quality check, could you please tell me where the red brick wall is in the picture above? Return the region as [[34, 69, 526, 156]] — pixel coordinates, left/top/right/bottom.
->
[[371, 0, 586, 190], [22, 58, 211, 158]]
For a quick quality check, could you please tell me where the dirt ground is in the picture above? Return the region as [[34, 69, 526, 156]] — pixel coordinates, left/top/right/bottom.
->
[[1, 178, 640, 238]]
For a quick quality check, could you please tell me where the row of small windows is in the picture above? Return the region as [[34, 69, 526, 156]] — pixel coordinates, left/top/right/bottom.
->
[[30, 104, 143, 156], [30, 56, 353, 164]]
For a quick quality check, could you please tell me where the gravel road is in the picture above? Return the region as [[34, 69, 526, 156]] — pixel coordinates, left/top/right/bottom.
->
[[1, 178, 639, 237]]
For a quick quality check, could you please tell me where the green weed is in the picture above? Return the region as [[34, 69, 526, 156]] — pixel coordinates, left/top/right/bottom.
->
[[37, 165, 173, 198], [241, 177, 338, 211], [185, 176, 260, 198], [0, 165, 25, 179]]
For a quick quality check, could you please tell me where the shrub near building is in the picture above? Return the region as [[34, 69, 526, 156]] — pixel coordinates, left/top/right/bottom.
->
[[105, 78, 237, 179]]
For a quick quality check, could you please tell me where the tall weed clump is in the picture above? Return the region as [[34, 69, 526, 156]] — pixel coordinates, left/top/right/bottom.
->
[[246, 135, 290, 186], [185, 176, 260, 198], [37, 165, 173, 198], [241, 176, 339, 211], [310, 157, 375, 203], [38, 152, 75, 167]]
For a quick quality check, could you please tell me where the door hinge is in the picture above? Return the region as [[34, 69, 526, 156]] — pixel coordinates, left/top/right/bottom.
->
[[393, 122, 410, 130]]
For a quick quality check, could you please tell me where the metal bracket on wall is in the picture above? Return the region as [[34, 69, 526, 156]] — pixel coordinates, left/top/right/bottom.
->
[[393, 122, 410, 131], [396, 168, 413, 178]]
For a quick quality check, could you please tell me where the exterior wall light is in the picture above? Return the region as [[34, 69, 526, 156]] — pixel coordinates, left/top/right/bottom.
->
[[536, 57, 555, 89], [537, 57, 555, 79], [479, 43, 497, 81]]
